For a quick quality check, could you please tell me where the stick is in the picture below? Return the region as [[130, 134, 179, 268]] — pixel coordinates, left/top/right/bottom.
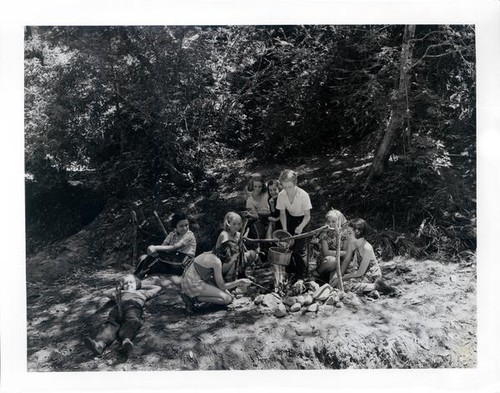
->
[[153, 211, 168, 237], [335, 222, 344, 292], [131, 210, 138, 263], [244, 225, 331, 243], [237, 219, 247, 278], [250, 281, 281, 299]]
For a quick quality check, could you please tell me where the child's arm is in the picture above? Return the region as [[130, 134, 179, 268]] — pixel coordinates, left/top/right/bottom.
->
[[321, 239, 346, 257], [245, 198, 259, 219], [215, 231, 229, 250], [340, 240, 355, 275], [225, 278, 252, 290], [343, 256, 370, 280], [295, 209, 311, 235], [148, 241, 184, 254], [102, 287, 119, 301], [279, 209, 287, 233], [148, 232, 187, 254], [142, 284, 163, 298], [343, 243, 374, 280]]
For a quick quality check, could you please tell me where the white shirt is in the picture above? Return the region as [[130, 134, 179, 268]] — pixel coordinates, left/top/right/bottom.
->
[[276, 187, 312, 217]]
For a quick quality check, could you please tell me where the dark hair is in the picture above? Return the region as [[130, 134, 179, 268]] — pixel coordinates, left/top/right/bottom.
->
[[120, 274, 142, 290], [171, 212, 188, 228], [347, 218, 371, 239], [266, 179, 281, 196], [246, 173, 267, 194]]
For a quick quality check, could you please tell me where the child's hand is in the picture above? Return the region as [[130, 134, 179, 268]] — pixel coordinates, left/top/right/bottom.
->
[[295, 226, 303, 235], [147, 245, 157, 255], [238, 278, 252, 287]]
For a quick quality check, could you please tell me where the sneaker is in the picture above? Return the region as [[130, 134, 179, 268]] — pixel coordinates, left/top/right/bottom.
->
[[120, 338, 134, 353], [180, 293, 195, 314], [84, 337, 105, 356], [369, 290, 380, 299]]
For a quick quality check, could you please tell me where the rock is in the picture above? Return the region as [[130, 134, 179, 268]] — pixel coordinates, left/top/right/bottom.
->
[[292, 280, 306, 296], [313, 283, 333, 300], [306, 281, 320, 292], [325, 296, 336, 306], [338, 291, 346, 300], [343, 293, 362, 308], [254, 294, 264, 305], [296, 295, 305, 306], [303, 295, 313, 307], [317, 288, 333, 302], [307, 303, 319, 313], [290, 303, 301, 312], [283, 296, 297, 307], [335, 301, 343, 308], [262, 293, 282, 309], [274, 304, 287, 318]]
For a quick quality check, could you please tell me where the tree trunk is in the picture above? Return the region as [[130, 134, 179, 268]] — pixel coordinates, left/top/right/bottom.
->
[[367, 25, 416, 183]]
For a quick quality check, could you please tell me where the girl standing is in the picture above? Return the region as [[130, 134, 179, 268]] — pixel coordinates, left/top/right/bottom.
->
[[276, 169, 312, 279], [245, 173, 271, 242], [266, 179, 282, 238]]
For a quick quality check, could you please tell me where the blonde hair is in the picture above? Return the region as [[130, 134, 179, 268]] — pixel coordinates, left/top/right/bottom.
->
[[279, 169, 298, 185], [325, 209, 347, 226], [223, 212, 241, 231]]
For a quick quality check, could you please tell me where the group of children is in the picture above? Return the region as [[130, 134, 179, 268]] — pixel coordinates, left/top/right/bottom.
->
[[85, 168, 395, 357]]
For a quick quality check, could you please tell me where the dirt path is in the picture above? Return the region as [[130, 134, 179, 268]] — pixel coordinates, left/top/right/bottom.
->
[[27, 256, 476, 371]]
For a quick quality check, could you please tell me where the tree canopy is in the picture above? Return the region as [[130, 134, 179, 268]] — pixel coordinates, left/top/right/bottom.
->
[[25, 25, 476, 255]]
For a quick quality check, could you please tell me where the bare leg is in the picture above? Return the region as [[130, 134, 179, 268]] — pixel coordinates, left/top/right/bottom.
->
[[195, 283, 233, 305]]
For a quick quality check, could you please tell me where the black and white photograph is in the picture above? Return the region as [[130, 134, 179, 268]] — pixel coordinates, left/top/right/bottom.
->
[[1, 1, 500, 392]]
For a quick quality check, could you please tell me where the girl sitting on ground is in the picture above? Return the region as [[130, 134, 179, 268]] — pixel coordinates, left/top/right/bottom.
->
[[213, 212, 256, 281], [314, 209, 348, 282], [180, 252, 252, 314], [84, 274, 162, 356], [135, 212, 197, 278], [331, 218, 396, 297]]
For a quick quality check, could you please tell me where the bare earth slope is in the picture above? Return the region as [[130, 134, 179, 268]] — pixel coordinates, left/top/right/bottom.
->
[[27, 254, 476, 371]]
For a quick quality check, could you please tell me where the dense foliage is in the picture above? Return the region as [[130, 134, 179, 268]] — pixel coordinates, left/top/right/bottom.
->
[[25, 25, 475, 256]]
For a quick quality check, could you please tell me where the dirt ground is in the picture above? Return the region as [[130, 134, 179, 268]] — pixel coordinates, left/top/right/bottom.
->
[[26, 251, 476, 371]]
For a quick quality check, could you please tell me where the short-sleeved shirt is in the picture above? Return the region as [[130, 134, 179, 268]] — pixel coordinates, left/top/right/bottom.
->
[[162, 230, 197, 257], [120, 288, 160, 308], [246, 194, 271, 216], [276, 187, 312, 217]]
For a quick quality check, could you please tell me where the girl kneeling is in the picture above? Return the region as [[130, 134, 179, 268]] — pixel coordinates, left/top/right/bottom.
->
[[180, 253, 252, 313]]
